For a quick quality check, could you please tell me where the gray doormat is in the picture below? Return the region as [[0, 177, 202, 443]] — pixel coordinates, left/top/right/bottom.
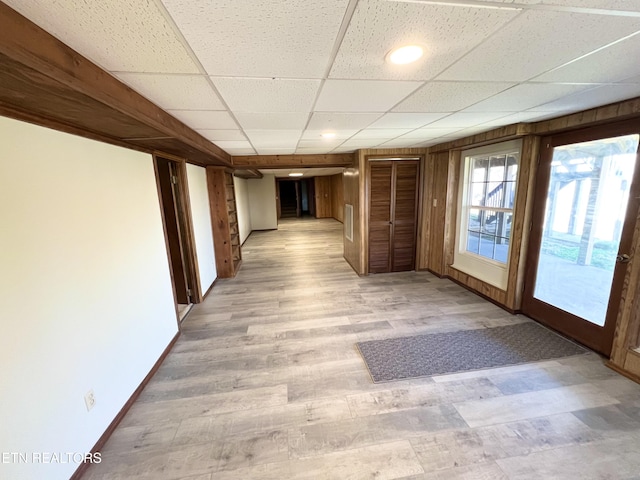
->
[[356, 322, 588, 383]]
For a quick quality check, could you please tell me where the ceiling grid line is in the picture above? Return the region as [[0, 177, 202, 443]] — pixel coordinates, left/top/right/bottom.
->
[[3, 0, 640, 159]]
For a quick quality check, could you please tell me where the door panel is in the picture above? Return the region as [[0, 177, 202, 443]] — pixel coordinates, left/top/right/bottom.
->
[[369, 162, 393, 273], [368, 160, 419, 273], [392, 162, 419, 271], [522, 124, 640, 356]]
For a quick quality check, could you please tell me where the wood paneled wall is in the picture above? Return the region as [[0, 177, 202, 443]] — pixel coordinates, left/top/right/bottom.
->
[[336, 96, 640, 382], [358, 149, 425, 276], [343, 167, 362, 274], [438, 136, 540, 311], [314, 176, 332, 218], [418, 150, 457, 276], [331, 173, 344, 223], [610, 197, 640, 381]]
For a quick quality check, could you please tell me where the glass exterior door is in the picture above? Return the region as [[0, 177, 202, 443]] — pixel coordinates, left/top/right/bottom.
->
[[523, 125, 640, 356]]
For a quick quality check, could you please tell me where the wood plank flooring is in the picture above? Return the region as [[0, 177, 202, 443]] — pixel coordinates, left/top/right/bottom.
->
[[83, 218, 640, 480]]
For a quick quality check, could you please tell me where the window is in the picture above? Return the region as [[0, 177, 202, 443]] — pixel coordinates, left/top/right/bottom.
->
[[453, 139, 522, 289]]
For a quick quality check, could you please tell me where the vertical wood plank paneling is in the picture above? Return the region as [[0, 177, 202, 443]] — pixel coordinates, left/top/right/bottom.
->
[[427, 152, 451, 276], [368, 162, 393, 273], [343, 163, 362, 274], [331, 173, 344, 223], [206, 167, 240, 278], [443, 150, 461, 270], [505, 136, 540, 310], [611, 205, 640, 366], [314, 176, 332, 218], [392, 161, 420, 272], [417, 154, 435, 270]]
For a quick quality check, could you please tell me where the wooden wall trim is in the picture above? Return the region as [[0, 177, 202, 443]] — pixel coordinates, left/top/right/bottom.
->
[[232, 153, 354, 168], [611, 203, 640, 366], [69, 332, 180, 480], [505, 136, 540, 310], [0, 103, 150, 154], [428, 124, 531, 153], [0, 3, 230, 166], [532, 97, 640, 135]]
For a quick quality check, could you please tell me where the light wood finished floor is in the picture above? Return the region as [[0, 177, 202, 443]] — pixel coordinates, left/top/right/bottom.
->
[[84, 218, 640, 480]]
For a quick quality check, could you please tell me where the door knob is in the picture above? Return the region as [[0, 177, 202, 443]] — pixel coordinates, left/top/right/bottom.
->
[[616, 253, 631, 263]]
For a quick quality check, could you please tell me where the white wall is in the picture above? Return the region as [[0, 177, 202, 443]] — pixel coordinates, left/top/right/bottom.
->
[[0, 117, 178, 480], [249, 175, 277, 231], [186, 164, 217, 296], [233, 176, 252, 244]]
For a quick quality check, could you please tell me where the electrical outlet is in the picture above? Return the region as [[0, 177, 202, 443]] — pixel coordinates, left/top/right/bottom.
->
[[84, 389, 96, 411]]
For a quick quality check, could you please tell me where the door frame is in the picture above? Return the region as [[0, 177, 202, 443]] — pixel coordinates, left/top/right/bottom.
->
[[521, 120, 640, 356], [153, 153, 203, 326], [364, 155, 424, 275]]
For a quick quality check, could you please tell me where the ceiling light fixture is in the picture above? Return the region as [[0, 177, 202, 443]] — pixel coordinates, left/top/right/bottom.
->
[[289, 173, 304, 177], [321, 132, 337, 139], [386, 45, 424, 65]]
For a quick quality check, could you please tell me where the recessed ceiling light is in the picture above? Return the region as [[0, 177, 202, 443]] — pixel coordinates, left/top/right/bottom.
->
[[289, 173, 303, 177], [321, 132, 337, 139], [386, 45, 424, 65]]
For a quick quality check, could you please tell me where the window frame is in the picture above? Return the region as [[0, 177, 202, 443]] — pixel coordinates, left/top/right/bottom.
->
[[452, 139, 523, 290]]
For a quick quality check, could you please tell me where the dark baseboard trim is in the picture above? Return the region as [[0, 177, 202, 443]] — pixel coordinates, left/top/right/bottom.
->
[[202, 277, 218, 300], [70, 331, 181, 480]]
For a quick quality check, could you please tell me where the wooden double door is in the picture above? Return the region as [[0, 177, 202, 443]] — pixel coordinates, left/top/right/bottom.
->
[[368, 159, 420, 273]]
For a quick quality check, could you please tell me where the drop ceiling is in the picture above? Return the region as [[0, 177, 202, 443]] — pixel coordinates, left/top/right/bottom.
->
[[4, 0, 640, 156]]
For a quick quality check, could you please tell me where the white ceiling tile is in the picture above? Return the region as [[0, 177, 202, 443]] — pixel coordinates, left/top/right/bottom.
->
[[212, 78, 320, 113], [368, 112, 451, 128], [162, 0, 347, 78], [297, 139, 343, 149], [534, 84, 640, 112], [314, 80, 423, 112], [340, 138, 392, 148], [301, 130, 359, 140], [378, 138, 425, 148], [490, 0, 640, 10], [296, 147, 339, 154], [437, 10, 640, 82], [425, 112, 512, 128], [349, 129, 413, 139], [307, 113, 383, 130], [533, 34, 640, 84], [412, 139, 451, 147], [214, 141, 253, 150], [620, 74, 640, 84], [330, 0, 518, 80], [227, 149, 256, 156], [332, 146, 359, 153], [453, 126, 495, 137], [4, 0, 199, 73], [235, 112, 310, 130], [477, 111, 557, 127], [400, 127, 464, 139], [465, 83, 593, 112], [245, 130, 302, 149], [168, 110, 237, 129], [256, 148, 297, 155], [196, 130, 247, 142], [115, 74, 224, 110], [393, 82, 514, 112]]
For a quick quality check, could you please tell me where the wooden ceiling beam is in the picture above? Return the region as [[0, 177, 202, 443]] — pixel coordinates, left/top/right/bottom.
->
[[233, 169, 263, 179], [0, 3, 231, 166], [232, 153, 355, 169]]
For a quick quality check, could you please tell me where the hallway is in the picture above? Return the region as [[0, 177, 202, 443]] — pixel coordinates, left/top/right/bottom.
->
[[85, 218, 640, 479]]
